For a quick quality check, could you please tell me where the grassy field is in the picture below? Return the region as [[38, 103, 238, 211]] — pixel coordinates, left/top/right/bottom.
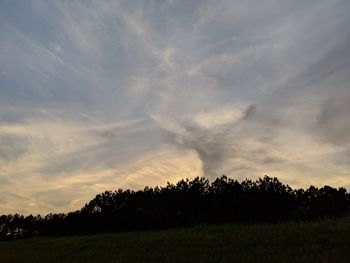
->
[[1, 217, 350, 263]]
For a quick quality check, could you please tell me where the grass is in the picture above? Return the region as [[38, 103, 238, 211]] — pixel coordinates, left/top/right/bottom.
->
[[1, 217, 350, 262]]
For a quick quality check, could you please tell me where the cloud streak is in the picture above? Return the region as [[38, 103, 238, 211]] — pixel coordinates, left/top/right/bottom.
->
[[1, 0, 350, 214]]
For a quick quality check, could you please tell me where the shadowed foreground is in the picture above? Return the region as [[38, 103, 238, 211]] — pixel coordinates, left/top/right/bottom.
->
[[1, 216, 350, 263]]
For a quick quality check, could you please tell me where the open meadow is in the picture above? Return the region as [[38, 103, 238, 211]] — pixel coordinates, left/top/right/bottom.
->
[[1, 216, 350, 263]]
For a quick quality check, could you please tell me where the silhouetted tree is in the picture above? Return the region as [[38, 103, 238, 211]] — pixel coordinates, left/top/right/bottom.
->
[[1, 175, 349, 239]]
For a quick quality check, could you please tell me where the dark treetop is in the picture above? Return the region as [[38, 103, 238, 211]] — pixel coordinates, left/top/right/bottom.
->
[[1, 175, 349, 240]]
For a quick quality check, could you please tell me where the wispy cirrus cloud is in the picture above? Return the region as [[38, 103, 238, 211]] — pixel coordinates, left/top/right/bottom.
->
[[0, 0, 350, 214]]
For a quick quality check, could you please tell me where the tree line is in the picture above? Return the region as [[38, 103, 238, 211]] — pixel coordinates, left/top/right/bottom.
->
[[1, 175, 349, 240]]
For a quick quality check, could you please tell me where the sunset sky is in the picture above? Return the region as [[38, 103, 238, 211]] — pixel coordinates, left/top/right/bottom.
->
[[1, 0, 350, 215]]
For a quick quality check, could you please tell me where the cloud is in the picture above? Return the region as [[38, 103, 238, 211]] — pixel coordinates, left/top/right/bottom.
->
[[0, 134, 29, 162], [0, 0, 350, 214], [317, 88, 350, 145]]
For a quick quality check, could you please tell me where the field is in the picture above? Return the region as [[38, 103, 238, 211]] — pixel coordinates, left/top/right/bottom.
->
[[1, 217, 350, 263]]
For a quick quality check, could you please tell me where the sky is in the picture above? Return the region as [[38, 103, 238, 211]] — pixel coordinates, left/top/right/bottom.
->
[[1, 0, 350, 215]]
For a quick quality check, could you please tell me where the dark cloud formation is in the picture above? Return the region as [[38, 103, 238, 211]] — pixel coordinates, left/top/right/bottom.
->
[[173, 105, 287, 177]]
